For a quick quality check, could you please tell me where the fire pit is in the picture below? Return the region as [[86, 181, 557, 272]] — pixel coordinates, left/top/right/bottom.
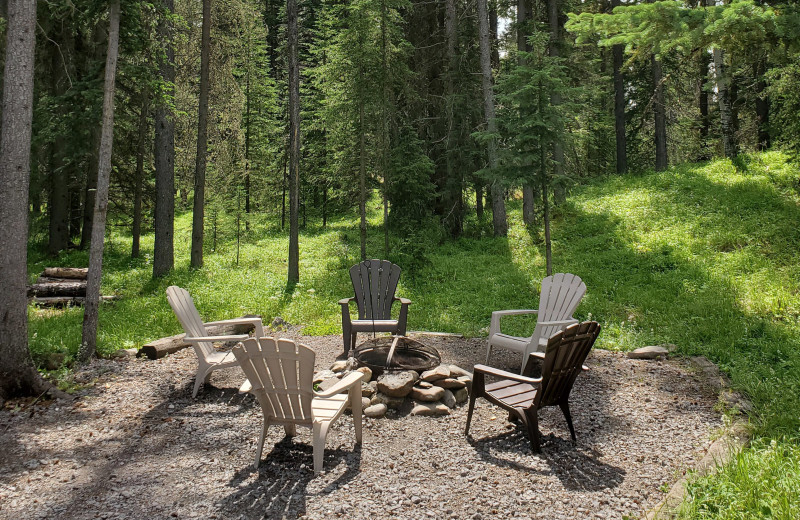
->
[[353, 336, 441, 377]]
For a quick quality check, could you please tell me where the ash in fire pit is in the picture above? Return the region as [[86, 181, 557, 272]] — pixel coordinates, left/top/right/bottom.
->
[[353, 336, 441, 377]]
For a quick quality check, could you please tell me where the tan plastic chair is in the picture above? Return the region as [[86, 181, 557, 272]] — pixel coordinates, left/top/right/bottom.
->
[[166, 286, 265, 398], [467, 321, 601, 453], [233, 337, 364, 473], [339, 259, 411, 355], [486, 273, 586, 373]]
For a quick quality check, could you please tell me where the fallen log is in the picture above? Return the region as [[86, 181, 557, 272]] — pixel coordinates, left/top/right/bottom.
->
[[30, 295, 118, 308], [27, 280, 87, 297], [43, 267, 88, 280], [137, 317, 259, 360]]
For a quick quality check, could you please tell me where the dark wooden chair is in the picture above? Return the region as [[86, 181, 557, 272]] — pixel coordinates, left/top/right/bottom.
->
[[465, 321, 601, 453], [339, 260, 411, 356]]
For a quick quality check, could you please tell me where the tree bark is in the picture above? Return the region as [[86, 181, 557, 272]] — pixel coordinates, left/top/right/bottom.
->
[[153, 0, 175, 277], [653, 55, 667, 171], [79, 0, 121, 362], [477, 0, 507, 237], [547, 0, 565, 203], [132, 96, 149, 259], [713, 46, 736, 159], [191, 0, 212, 269], [47, 147, 70, 255], [0, 0, 52, 401], [699, 49, 710, 160], [287, 0, 300, 284], [443, 0, 463, 237]]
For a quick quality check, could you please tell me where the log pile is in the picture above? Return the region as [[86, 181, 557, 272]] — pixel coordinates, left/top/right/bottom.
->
[[27, 267, 117, 307]]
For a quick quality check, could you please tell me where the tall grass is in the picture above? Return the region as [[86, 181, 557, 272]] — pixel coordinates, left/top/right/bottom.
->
[[28, 151, 800, 517]]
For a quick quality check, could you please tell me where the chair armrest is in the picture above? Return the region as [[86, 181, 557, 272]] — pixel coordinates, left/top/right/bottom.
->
[[473, 364, 542, 385], [489, 309, 539, 338], [339, 297, 354, 306], [314, 372, 364, 398], [394, 297, 412, 305], [204, 317, 265, 338], [185, 334, 250, 343], [536, 318, 579, 328], [527, 351, 588, 371]]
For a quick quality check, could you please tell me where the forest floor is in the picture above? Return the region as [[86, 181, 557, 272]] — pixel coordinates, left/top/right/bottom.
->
[[0, 332, 726, 520]]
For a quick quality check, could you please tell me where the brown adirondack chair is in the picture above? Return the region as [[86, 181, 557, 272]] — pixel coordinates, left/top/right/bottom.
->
[[465, 321, 601, 453], [339, 260, 411, 355]]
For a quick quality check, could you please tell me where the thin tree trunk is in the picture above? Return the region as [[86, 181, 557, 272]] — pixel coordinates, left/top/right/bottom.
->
[[80, 131, 99, 250], [0, 0, 52, 401], [713, 47, 736, 158], [541, 144, 552, 276], [477, 0, 507, 237], [754, 58, 770, 150], [653, 55, 667, 171], [48, 146, 70, 255], [287, 0, 300, 284], [547, 0, 565, 204], [244, 43, 252, 231], [191, 0, 212, 268], [153, 0, 175, 277], [699, 49, 710, 160], [381, 0, 391, 252], [611, 0, 626, 174], [444, 0, 463, 237], [79, 0, 121, 362], [359, 97, 367, 261], [132, 96, 148, 258], [519, 0, 536, 223], [475, 182, 484, 220]]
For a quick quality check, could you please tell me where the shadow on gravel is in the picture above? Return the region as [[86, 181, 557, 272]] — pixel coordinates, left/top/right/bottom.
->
[[220, 438, 362, 519], [467, 431, 625, 492]]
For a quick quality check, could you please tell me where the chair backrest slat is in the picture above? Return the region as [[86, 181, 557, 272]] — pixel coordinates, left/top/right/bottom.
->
[[166, 286, 214, 358], [350, 260, 401, 320], [535, 321, 600, 407], [533, 273, 587, 345], [234, 337, 315, 422]]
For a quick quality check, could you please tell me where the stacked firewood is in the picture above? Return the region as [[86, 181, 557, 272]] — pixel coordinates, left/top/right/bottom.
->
[[27, 267, 116, 307]]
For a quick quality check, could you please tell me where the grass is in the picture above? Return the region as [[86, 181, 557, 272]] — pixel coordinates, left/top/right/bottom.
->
[[28, 150, 800, 517]]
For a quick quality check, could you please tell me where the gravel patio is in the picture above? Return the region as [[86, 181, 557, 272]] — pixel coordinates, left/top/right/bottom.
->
[[0, 332, 723, 519]]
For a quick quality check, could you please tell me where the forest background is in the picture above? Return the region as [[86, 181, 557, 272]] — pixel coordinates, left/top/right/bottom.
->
[[2, 0, 800, 517]]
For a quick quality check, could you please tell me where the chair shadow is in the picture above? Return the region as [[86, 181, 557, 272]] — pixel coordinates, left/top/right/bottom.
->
[[467, 429, 625, 492], [219, 437, 362, 519]]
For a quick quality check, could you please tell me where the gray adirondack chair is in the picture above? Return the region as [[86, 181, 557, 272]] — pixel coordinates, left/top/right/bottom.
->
[[166, 286, 265, 398], [339, 260, 411, 355], [233, 337, 364, 473], [486, 273, 586, 373], [466, 321, 601, 453]]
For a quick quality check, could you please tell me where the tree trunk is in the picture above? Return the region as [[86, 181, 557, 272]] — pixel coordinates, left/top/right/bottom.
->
[[699, 49, 710, 160], [754, 58, 770, 151], [132, 96, 148, 259], [0, 0, 52, 401], [153, 0, 175, 277], [477, 0, 507, 237], [287, 0, 300, 285], [244, 44, 252, 232], [78, 0, 121, 362], [475, 182, 484, 220], [443, 0, 463, 237], [47, 146, 70, 255], [191, 0, 212, 269], [80, 132, 99, 250], [541, 145, 552, 276], [518, 0, 536, 223], [547, 0, 566, 204], [611, 0, 626, 174], [653, 55, 667, 171]]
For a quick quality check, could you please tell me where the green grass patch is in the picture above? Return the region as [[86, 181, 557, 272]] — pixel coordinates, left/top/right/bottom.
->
[[28, 151, 800, 517]]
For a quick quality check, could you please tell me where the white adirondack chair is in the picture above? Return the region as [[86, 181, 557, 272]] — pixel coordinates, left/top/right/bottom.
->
[[233, 337, 364, 474], [166, 286, 265, 398], [485, 273, 587, 373]]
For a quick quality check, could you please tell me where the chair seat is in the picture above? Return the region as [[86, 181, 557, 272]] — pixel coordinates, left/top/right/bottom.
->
[[312, 393, 349, 422], [350, 319, 400, 332], [490, 334, 547, 352], [206, 350, 237, 366], [485, 379, 539, 408]]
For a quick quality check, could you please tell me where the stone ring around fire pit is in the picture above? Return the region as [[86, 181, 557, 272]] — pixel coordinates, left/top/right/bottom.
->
[[313, 336, 473, 419]]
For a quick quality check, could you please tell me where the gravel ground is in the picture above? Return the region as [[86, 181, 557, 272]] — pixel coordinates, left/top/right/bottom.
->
[[0, 332, 722, 520]]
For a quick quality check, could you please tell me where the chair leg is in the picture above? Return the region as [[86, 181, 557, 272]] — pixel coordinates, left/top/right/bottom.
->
[[350, 333, 357, 353], [254, 417, 271, 469], [524, 407, 541, 453], [560, 401, 576, 442], [465, 392, 478, 436], [350, 387, 363, 443], [192, 367, 209, 398], [312, 421, 331, 474], [284, 424, 296, 437], [485, 343, 492, 364]]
